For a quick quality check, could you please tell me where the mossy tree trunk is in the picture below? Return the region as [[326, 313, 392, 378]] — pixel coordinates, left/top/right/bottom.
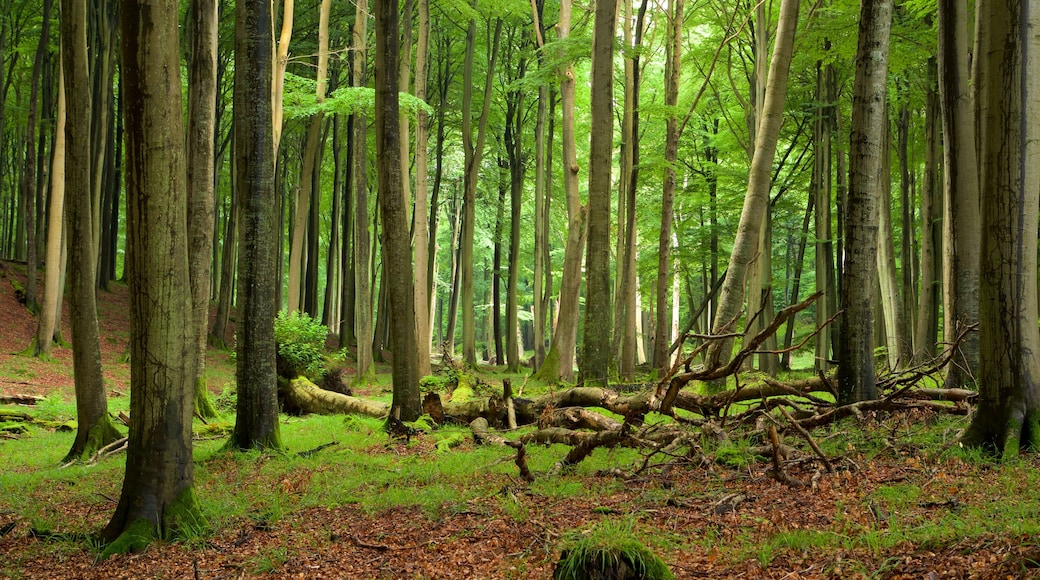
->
[[375, 0, 422, 420], [837, 0, 892, 404], [186, 0, 219, 419], [101, 0, 200, 552], [228, 0, 282, 450], [960, 0, 1040, 456], [60, 0, 120, 463]]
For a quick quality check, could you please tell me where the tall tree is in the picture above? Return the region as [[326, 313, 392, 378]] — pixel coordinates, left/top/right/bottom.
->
[[229, 0, 282, 450], [60, 0, 120, 462], [580, 0, 617, 386], [374, 0, 421, 421], [33, 55, 66, 358], [837, 0, 893, 404], [532, 0, 585, 384], [937, 0, 980, 389], [18, 0, 52, 313], [652, 0, 684, 375], [352, 0, 375, 384], [913, 58, 941, 362], [960, 0, 1040, 455], [413, 0, 433, 377], [186, 0, 219, 419], [461, 14, 502, 365], [285, 0, 331, 315], [703, 0, 800, 371], [101, 0, 200, 553]]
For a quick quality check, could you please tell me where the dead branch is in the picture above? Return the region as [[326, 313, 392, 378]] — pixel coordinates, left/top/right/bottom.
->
[[776, 405, 833, 473], [653, 291, 825, 414], [0, 393, 46, 405]]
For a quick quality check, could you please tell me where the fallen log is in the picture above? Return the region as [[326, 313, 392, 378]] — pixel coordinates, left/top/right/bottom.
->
[[280, 377, 390, 418], [0, 394, 46, 405]]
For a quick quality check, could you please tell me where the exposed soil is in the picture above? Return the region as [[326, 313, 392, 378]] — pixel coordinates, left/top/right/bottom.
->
[[2, 261, 1039, 579]]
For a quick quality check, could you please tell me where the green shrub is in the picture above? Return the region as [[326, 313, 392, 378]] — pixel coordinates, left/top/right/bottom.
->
[[273, 311, 328, 379]]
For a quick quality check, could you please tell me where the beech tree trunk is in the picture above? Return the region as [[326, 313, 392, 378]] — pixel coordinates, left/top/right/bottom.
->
[[960, 0, 1040, 456], [229, 0, 282, 450], [937, 0, 980, 390], [533, 0, 585, 384], [186, 0, 219, 419], [704, 0, 800, 371], [374, 0, 422, 421], [837, 0, 893, 404], [102, 0, 199, 551], [580, 0, 617, 386], [914, 58, 941, 362], [61, 0, 120, 462], [34, 54, 65, 359], [352, 0, 374, 384]]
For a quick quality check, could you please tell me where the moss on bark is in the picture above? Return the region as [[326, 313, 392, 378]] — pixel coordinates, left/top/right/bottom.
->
[[63, 414, 122, 463], [194, 377, 218, 419], [99, 488, 204, 560]]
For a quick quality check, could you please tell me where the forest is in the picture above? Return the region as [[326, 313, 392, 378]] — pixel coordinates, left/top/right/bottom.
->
[[2, 0, 1040, 576]]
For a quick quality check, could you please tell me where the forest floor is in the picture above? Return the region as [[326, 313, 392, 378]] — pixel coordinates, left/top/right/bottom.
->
[[1, 260, 1040, 579]]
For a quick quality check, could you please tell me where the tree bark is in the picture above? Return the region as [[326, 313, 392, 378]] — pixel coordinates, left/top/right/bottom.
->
[[837, 0, 893, 404], [375, 0, 422, 421], [914, 58, 941, 362], [533, 0, 584, 384], [960, 0, 1040, 455], [704, 0, 800, 371], [102, 0, 200, 551], [186, 0, 219, 419], [34, 52, 65, 359], [413, 0, 432, 377], [61, 0, 120, 462], [352, 0, 374, 384], [229, 0, 282, 450], [580, 0, 617, 386], [937, 0, 980, 390]]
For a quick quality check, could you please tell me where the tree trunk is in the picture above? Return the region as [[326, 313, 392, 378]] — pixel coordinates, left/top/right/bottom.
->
[[60, 0, 120, 462], [352, 0, 374, 383], [960, 0, 1040, 456], [271, 0, 293, 155], [533, 0, 584, 384], [937, 0, 980, 390], [413, 0, 432, 377], [229, 0, 282, 451], [19, 0, 51, 313], [34, 52, 65, 359], [913, 58, 941, 362], [186, 0, 219, 419], [374, 0, 422, 421], [102, 0, 199, 552], [531, 0, 549, 371], [580, 0, 617, 386], [837, 0, 893, 404], [461, 16, 502, 366], [505, 77, 524, 373], [705, 0, 800, 371], [209, 174, 237, 349], [876, 121, 909, 370]]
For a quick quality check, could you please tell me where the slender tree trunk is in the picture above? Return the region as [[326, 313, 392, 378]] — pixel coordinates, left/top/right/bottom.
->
[[652, 0, 684, 375], [505, 80, 524, 372], [353, 0, 374, 383], [533, 0, 584, 384], [229, 0, 282, 450], [581, 0, 617, 386], [102, 0, 200, 551], [210, 175, 237, 348], [937, 0, 980, 390], [813, 57, 836, 373], [914, 58, 941, 362], [61, 0, 120, 462], [271, 0, 293, 156], [374, 0, 421, 420], [35, 51, 64, 358], [876, 121, 909, 370], [837, 0, 893, 404], [704, 0, 800, 371], [413, 0, 432, 377], [531, 0, 549, 371], [186, 0, 219, 419], [461, 16, 502, 365]]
